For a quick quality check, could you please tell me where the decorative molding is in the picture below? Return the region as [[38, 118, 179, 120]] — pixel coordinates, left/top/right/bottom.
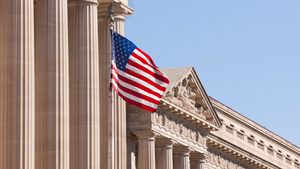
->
[[163, 76, 208, 120], [211, 98, 300, 155], [207, 136, 280, 169], [159, 100, 219, 131], [127, 110, 140, 122], [206, 148, 248, 169], [152, 110, 207, 149]]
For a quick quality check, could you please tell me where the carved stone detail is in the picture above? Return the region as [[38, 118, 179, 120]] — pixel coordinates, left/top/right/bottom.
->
[[206, 148, 250, 169], [163, 77, 207, 119], [153, 111, 207, 147], [127, 110, 140, 122]]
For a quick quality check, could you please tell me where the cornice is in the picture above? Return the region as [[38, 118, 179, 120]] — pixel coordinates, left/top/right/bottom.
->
[[190, 68, 222, 127], [207, 133, 281, 169], [159, 99, 220, 132], [210, 96, 300, 156]]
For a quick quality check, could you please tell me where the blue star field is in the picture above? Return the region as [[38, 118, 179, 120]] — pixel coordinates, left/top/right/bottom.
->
[[110, 30, 137, 71]]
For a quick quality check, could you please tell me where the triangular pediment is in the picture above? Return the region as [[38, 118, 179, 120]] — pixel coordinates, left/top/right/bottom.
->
[[159, 66, 222, 128]]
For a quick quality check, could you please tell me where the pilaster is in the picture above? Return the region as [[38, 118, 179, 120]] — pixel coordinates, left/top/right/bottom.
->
[[68, 0, 100, 169], [34, 0, 69, 168], [0, 0, 35, 168], [98, 2, 133, 169], [173, 146, 192, 169], [134, 131, 157, 169]]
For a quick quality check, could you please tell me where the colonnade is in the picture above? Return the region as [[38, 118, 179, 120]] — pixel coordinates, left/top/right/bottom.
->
[[0, 0, 132, 168], [131, 131, 206, 169]]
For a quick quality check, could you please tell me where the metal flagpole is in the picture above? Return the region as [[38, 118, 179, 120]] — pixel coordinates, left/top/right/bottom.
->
[[108, 3, 115, 169]]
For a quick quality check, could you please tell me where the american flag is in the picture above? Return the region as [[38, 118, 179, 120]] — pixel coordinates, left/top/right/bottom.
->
[[110, 30, 169, 112]]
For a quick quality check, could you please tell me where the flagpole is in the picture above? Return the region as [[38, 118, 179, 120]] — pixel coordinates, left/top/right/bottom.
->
[[108, 3, 115, 169]]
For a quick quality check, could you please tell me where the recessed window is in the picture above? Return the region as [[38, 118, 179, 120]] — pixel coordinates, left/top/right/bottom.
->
[[260, 140, 264, 143], [277, 153, 283, 160], [287, 155, 290, 158], [240, 129, 244, 133], [247, 137, 254, 145], [278, 150, 282, 153], [226, 126, 233, 134], [230, 124, 234, 128], [250, 135, 254, 138], [269, 145, 273, 148], [237, 132, 244, 139], [296, 159, 299, 162], [267, 147, 274, 155], [258, 143, 264, 150]]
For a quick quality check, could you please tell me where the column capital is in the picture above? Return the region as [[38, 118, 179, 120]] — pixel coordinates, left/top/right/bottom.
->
[[190, 153, 206, 163], [173, 146, 193, 156], [133, 130, 160, 142], [97, 1, 133, 20], [156, 138, 177, 148]]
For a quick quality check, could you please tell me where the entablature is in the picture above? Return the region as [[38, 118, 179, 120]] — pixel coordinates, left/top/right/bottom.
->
[[210, 97, 300, 165], [159, 99, 219, 132], [126, 104, 210, 154], [207, 134, 281, 169]]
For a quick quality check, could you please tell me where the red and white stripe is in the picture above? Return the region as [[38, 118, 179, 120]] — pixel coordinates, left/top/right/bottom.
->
[[110, 47, 169, 112]]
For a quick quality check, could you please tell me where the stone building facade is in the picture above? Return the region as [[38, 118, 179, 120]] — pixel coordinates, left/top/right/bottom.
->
[[0, 0, 299, 169], [127, 66, 300, 169]]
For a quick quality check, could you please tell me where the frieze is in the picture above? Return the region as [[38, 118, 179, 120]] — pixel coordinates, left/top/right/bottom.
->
[[206, 148, 249, 169], [153, 110, 206, 146]]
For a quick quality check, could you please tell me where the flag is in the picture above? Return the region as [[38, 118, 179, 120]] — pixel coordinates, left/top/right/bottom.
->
[[110, 30, 169, 112]]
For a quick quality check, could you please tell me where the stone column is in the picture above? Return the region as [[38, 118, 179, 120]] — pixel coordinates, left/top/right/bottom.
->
[[173, 146, 191, 169], [127, 132, 138, 169], [35, 0, 69, 168], [134, 131, 157, 169], [98, 2, 133, 169], [156, 138, 175, 169], [190, 153, 206, 169], [68, 1, 100, 169], [0, 0, 35, 168]]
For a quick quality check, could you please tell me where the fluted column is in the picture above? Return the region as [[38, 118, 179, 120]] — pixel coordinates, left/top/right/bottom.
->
[[134, 131, 157, 169], [68, 1, 100, 169], [127, 133, 138, 169], [190, 153, 206, 169], [98, 2, 133, 169], [35, 0, 69, 168], [156, 138, 175, 169], [0, 0, 35, 168], [173, 146, 191, 169]]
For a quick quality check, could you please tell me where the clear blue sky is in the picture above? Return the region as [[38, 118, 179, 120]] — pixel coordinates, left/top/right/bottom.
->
[[124, 0, 300, 146]]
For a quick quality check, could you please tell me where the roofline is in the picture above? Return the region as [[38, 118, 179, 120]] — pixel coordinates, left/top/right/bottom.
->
[[209, 96, 300, 152]]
